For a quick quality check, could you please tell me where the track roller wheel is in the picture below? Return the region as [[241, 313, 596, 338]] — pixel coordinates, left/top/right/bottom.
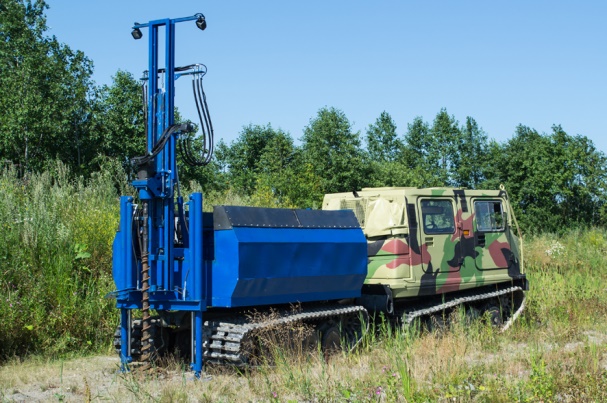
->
[[320, 323, 342, 360], [301, 329, 319, 354], [422, 312, 448, 333], [482, 303, 503, 327], [340, 312, 367, 351]]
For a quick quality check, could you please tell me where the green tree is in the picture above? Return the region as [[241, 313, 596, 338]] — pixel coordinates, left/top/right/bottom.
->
[[0, 0, 95, 172], [452, 116, 489, 188], [402, 110, 488, 188], [402, 116, 442, 187], [483, 125, 554, 231], [428, 108, 460, 186], [548, 125, 607, 227], [220, 124, 284, 196], [365, 111, 410, 188], [286, 148, 324, 207], [252, 131, 298, 206], [366, 111, 401, 162], [403, 116, 431, 163], [300, 107, 368, 205], [483, 125, 607, 232], [176, 140, 227, 194], [90, 70, 146, 171]]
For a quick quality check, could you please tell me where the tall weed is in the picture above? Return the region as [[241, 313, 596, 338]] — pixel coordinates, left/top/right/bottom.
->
[[524, 229, 607, 336], [0, 161, 124, 359]]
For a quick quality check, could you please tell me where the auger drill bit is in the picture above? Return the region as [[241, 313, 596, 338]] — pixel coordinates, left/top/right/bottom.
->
[[139, 201, 153, 371]]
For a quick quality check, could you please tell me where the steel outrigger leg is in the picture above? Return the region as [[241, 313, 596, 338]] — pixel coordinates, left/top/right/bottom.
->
[[120, 308, 132, 372], [190, 311, 204, 378]]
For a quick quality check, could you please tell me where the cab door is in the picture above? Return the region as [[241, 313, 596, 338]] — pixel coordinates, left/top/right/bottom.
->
[[473, 199, 510, 270], [419, 198, 459, 273]]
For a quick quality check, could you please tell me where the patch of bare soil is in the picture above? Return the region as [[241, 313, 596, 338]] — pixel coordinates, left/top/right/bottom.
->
[[1, 356, 124, 402]]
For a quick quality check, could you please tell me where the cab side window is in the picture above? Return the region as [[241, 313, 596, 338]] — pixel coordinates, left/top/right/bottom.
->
[[421, 199, 455, 234], [475, 201, 504, 232]]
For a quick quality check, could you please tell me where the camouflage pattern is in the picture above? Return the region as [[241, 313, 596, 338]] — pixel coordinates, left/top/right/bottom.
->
[[323, 187, 525, 299]]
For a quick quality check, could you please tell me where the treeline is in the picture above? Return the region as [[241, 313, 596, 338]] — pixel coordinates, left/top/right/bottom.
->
[[0, 1, 145, 174], [1, 0, 607, 233], [211, 110, 607, 233]]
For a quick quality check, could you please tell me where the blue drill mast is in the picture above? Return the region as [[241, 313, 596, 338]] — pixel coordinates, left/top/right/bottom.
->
[[113, 14, 210, 375]]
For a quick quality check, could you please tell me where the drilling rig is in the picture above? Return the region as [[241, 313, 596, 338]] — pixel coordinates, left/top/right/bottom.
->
[[111, 13, 527, 377], [112, 14, 368, 376]]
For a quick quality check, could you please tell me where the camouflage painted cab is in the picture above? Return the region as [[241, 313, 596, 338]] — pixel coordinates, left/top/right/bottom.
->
[[323, 187, 528, 326]]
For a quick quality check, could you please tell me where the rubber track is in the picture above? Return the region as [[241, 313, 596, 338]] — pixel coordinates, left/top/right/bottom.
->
[[203, 305, 368, 366], [399, 286, 526, 332]]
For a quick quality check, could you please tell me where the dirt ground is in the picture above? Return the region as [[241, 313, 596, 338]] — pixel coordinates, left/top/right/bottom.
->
[[0, 355, 204, 402], [2, 330, 607, 402]]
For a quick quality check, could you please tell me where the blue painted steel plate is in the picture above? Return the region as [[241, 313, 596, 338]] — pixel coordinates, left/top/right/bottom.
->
[[209, 206, 367, 307]]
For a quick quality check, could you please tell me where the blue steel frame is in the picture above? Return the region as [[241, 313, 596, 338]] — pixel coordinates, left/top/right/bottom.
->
[[117, 15, 207, 376]]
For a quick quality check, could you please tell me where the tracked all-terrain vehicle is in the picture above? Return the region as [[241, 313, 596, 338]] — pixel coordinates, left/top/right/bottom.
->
[[323, 187, 527, 329], [110, 14, 527, 376]]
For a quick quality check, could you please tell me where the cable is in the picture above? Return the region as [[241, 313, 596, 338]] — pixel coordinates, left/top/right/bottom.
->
[[177, 65, 214, 166], [137, 64, 214, 167], [133, 123, 194, 167], [196, 73, 214, 160]]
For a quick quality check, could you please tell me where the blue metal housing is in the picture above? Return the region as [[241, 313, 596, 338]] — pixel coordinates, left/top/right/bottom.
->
[[209, 206, 367, 307], [112, 203, 368, 308]]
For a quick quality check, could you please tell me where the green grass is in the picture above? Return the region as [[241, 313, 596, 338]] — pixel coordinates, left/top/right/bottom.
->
[[1, 163, 606, 401], [0, 161, 129, 359]]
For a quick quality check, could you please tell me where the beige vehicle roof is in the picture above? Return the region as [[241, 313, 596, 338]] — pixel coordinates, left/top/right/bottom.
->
[[322, 187, 503, 238]]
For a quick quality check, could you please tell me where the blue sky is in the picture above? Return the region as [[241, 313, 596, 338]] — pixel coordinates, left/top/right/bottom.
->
[[46, 1, 607, 153]]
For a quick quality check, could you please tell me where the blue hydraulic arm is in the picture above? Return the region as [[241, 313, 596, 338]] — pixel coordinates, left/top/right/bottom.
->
[[114, 13, 210, 377]]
